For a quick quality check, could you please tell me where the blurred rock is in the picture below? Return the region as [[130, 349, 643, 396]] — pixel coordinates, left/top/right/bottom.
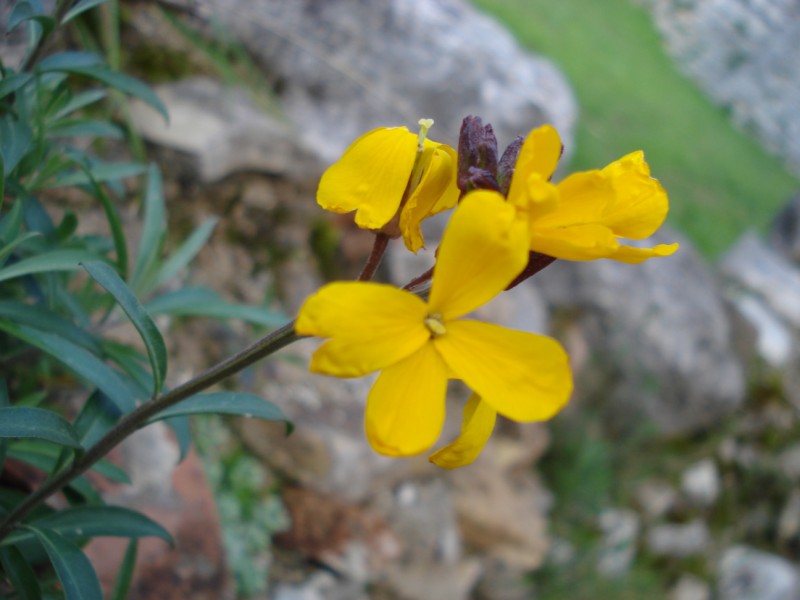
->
[[646, 520, 710, 558], [85, 425, 232, 600], [535, 229, 745, 435], [274, 487, 402, 582], [596, 509, 640, 577], [718, 546, 800, 600], [271, 571, 367, 600], [778, 488, 800, 544], [382, 560, 483, 600], [642, 0, 800, 171], [778, 444, 800, 481], [727, 294, 793, 368], [770, 192, 800, 264], [722, 232, 800, 328], [681, 458, 721, 508], [670, 574, 711, 600], [191, 0, 577, 161], [129, 77, 320, 183], [635, 480, 679, 520], [449, 464, 550, 571]]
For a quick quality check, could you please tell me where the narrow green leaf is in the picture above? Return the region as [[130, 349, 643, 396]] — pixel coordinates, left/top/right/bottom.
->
[[65, 66, 168, 122], [0, 380, 8, 474], [27, 527, 103, 600], [83, 261, 167, 396], [62, 0, 109, 24], [0, 116, 33, 176], [37, 51, 104, 72], [154, 217, 218, 288], [0, 153, 4, 213], [110, 540, 137, 600], [7, 1, 42, 32], [0, 197, 23, 241], [0, 545, 43, 600], [4, 442, 126, 485], [0, 321, 139, 413], [149, 391, 286, 424], [165, 416, 191, 463], [49, 88, 107, 121], [47, 119, 122, 139], [0, 407, 82, 449], [77, 165, 129, 276], [145, 287, 286, 327], [0, 232, 42, 265], [73, 392, 120, 450], [131, 164, 166, 293], [32, 506, 173, 544], [0, 72, 33, 100], [0, 249, 105, 284], [47, 161, 146, 188], [0, 301, 102, 354]]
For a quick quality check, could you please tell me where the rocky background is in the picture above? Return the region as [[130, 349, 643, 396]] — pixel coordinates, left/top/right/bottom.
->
[[8, 0, 800, 598], [639, 0, 800, 173]]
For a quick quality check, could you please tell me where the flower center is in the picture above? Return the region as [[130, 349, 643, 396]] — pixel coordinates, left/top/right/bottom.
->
[[424, 314, 447, 337]]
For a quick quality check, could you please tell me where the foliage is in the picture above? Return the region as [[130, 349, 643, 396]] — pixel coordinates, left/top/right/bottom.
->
[[472, 0, 800, 256], [0, 1, 288, 597]]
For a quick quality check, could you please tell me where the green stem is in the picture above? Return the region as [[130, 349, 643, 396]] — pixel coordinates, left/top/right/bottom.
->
[[0, 321, 300, 542]]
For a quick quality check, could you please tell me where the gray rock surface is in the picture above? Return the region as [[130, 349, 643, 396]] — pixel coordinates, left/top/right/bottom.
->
[[129, 78, 320, 183], [770, 192, 800, 264], [718, 545, 800, 600], [681, 458, 721, 508], [646, 520, 710, 558], [642, 0, 800, 171], [192, 0, 577, 161], [721, 232, 800, 328], [535, 228, 745, 435], [597, 509, 640, 577]]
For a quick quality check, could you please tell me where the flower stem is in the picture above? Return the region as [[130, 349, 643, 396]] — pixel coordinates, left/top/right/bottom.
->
[[0, 321, 301, 542], [357, 233, 390, 281]]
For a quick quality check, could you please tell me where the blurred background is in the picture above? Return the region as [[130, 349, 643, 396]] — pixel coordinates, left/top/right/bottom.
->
[[6, 0, 799, 598]]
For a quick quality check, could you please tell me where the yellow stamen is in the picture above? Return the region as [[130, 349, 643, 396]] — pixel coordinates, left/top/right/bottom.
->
[[424, 315, 447, 337]]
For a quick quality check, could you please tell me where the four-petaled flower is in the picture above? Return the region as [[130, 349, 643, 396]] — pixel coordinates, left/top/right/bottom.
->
[[316, 120, 460, 253], [506, 125, 679, 262], [296, 192, 573, 468]]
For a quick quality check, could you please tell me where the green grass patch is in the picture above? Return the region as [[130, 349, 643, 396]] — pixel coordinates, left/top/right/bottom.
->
[[472, 0, 799, 256]]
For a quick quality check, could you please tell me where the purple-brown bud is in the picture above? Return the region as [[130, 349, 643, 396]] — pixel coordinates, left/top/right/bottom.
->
[[457, 116, 499, 194]]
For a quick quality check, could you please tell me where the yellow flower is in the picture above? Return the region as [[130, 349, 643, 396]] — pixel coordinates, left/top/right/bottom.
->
[[507, 125, 679, 263], [296, 192, 573, 467], [316, 120, 460, 253]]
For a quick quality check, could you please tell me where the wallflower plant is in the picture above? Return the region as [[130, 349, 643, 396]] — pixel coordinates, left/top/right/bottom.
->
[[298, 116, 679, 468], [0, 66, 679, 595]]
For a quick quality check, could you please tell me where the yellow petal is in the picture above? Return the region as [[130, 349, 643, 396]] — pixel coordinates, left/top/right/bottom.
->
[[365, 343, 448, 456], [429, 394, 497, 469], [296, 282, 429, 377], [428, 191, 528, 320], [534, 171, 614, 229], [316, 127, 417, 230], [400, 143, 459, 253], [531, 223, 620, 261], [507, 125, 563, 206], [601, 151, 670, 239], [609, 242, 680, 264], [434, 320, 572, 422]]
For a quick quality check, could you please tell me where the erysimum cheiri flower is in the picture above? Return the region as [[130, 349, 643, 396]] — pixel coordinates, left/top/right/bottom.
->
[[506, 125, 679, 263], [296, 192, 573, 468], [316, 119, 459, 253]]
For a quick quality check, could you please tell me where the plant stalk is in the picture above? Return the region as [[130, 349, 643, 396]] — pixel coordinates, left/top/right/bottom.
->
[[0, 321, 300, 542]]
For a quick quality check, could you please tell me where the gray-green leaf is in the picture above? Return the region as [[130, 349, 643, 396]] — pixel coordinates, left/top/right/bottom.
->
[[0, 406, 81, 449], [83, 261, 167, 396]]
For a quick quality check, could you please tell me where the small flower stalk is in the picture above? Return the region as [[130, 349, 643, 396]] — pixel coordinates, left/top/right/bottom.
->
[[301, 115, 679, 468]]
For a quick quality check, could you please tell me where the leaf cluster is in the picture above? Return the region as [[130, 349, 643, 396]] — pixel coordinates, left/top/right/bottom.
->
[[1, 1, 288, 597]]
